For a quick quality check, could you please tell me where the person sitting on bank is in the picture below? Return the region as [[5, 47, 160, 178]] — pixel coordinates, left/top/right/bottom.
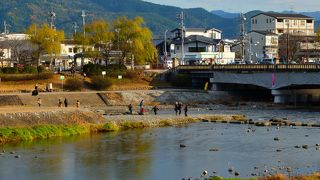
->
[[37, 98, 42, 107], [76, 100, 80, 108], [128, 103, 133, 115], [58, 98, 62, 107]]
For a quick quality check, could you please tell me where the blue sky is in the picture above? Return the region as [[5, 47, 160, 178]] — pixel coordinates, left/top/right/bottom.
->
[[143, 0, 320, 12]]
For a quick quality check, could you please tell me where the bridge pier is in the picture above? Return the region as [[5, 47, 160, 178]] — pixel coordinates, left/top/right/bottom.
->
[[272, 89, 320, 104]]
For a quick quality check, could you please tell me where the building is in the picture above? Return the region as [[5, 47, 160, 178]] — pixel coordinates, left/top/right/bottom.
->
[[249, 12, 318, 63], [251, 13, 314, 35], [245, 31, 278, 62], [158, 27, 234, 67]]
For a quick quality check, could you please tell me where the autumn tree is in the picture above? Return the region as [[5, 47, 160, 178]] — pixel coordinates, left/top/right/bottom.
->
[[112, 16, 157, 65], [26, 23, 64, 66]]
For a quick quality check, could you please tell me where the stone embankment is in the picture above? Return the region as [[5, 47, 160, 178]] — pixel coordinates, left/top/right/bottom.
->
[[0, 90, 231, 107]]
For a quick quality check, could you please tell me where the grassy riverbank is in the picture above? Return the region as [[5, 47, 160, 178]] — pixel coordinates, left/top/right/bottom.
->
[[0, 107, 246, 144]]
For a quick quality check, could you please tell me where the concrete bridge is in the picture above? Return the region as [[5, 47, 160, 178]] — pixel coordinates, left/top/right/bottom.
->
[[175, 64, 320, 104]]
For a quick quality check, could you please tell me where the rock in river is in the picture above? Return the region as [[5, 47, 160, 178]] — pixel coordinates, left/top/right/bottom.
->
[[180, 144, 187, 148]]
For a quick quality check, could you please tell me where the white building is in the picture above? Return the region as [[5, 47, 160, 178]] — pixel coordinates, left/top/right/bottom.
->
[[251, 13, 314, 35], [168, 28, 234, 65], [245, 31, 278, 61]]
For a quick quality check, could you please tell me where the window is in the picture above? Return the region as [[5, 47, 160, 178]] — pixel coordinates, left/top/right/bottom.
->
[[177, 46, 179, 50], [255, 19, 257, 24], [270, 18, 273, 23], [252, 19, 254, 24], [301, 20, 305, 26], [293, 20, 297, 26], [266, 19, 269, 23], [68, 48, 72, 53], [277, 19, 283, 22], [188, 47, 206, 52], [307, 20, 313, 23]]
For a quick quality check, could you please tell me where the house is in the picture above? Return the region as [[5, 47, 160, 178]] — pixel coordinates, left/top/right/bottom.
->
[[245, 31, 278, 62], [249, 12, 318, 63], [251, 12, 314, 35], [157, 27, 234, 67]]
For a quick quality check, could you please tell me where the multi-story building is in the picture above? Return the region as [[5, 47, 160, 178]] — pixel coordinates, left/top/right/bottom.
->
[[251, 13, 314, 35], [162, 28, 234, 66], [249, 12, 317, 63]]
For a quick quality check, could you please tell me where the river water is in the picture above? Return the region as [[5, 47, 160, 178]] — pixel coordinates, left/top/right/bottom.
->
[[1, 109, 320, 180]]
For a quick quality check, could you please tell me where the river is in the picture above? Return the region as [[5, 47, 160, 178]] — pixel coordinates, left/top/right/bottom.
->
[[1, 109, 320, 180]]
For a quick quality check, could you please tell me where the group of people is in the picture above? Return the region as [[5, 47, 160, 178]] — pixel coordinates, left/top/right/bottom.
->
[[127, 100, 188, 116], [36, 97, 80, 108], [175, 102, 188, 117]]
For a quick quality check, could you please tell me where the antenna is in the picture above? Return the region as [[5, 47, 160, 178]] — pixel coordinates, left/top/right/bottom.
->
[[49, 8, 56, 30], [177, 11, 185, 65], [240, 13, 246, 62], [72, 22, 79, 35], [81, 10, 86, 38]]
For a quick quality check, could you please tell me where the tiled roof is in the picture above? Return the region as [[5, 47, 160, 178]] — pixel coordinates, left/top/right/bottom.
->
[[252, 12, 313, 19]]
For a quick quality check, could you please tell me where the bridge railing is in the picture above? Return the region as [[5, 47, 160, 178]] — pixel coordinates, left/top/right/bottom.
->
[[176, 64, 320, 71]]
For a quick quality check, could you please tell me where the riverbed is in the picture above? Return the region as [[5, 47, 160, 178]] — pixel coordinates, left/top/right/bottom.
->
[[1, 109, 320, 179]]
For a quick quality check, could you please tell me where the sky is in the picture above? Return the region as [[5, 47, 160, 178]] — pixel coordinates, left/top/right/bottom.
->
[[143, 0, 320, 12]]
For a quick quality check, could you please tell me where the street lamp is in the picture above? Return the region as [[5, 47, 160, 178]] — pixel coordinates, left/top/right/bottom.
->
[[115, 28, 120, 50], [164, 29, 168, 64]]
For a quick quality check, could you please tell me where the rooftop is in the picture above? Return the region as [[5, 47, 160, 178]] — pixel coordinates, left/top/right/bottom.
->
[[252, 12, 314, 20]]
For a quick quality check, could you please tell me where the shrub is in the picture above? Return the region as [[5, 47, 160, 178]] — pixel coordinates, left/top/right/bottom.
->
[[169, 74, 192, 87], [83, 63, 127, 77], [0, 72, 53, 81], [2, 67, 18, 74], [124, 70, 143, 79], [37, 66, 46, 73], [65, 77, 83, 91], [21, 66, 38, 74], [91, 76, 113, 90]]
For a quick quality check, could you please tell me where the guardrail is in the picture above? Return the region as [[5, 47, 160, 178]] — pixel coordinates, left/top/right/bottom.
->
[[176, 64, 320, 71]]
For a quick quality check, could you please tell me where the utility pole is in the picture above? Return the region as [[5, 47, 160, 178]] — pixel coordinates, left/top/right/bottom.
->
[[49, 8, 56, 30], [164, 29, 168, 65], [81, 10, 86, 38], [72, 22, 79, 35], [3, 21, 9, 34], [240, 13, 246, 63], [177, 11, 185, 65]]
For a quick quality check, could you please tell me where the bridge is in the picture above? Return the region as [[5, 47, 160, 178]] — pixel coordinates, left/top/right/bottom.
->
[[174, 64, 320, 104]]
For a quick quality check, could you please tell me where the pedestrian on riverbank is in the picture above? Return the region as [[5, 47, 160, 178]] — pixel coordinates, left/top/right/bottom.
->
[[184, 104, 188, 117], [152, 105, 159, 115], [139, 99, 144, 113], [178, 102, 182, 116], [58, 98, 62, 107], [37, 98, 42, 107], [128, 103, 133, 115], [76, 100, 80, 108], [64, 98, 68, 107], [174, 102, 179, 116]]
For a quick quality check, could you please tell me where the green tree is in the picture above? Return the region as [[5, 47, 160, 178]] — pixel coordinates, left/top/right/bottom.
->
[[112, 16, 157, 65], [26, 23, 64, 66]]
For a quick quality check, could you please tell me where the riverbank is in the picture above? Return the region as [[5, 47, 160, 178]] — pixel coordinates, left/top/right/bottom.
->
[[0, 107, 246, 144]]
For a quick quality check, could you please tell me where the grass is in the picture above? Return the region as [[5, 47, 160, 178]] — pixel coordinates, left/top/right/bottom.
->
[[0, 125, 94, 144]]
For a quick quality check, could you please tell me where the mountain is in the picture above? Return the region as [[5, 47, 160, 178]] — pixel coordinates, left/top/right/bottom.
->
[[211, 10, 239, 19], [0, 0, 240, 38]]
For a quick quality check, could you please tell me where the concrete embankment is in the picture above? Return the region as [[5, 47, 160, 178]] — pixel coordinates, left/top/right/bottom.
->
[[0, 90, 229, 107]]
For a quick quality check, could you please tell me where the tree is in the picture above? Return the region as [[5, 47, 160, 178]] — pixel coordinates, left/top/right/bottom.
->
[[112, 16, 157, 65], [26, 23, 64, 66]]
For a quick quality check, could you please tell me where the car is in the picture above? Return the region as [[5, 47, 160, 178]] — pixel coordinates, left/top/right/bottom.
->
[[258, 58, 274, 64]]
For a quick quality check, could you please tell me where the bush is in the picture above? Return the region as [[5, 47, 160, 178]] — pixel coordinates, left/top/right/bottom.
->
[[91, 76, 113, 90], [0, 72, 53, 81], [83, 63, 127, 77], [65, 78, 83, 91], [37, 66, 46, 73], [21, 66, 38, 74], [2, 67, 18, 74], [169, 74, 192, 87], [124, 70, 143, 79]]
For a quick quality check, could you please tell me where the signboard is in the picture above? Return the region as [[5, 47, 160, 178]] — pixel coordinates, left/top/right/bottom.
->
[[170, 44, 175, 51], [60, 75, 65, 80], [118, 75, 122, 79], [102, 71, 106, 75]]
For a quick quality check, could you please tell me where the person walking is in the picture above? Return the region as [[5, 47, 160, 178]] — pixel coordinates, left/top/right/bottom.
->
[[76, 100, 80, 108], [184, 104, 188, 117], [37, 98, 42, 107], [58, 98, 62, 107], [178, 102, 182, 116], [152, 105, 159, 115], [64, 98, 68, 107], [174, 102, 179, 116], [139, 100, 144, 114], [128, 103, 133, 115]]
